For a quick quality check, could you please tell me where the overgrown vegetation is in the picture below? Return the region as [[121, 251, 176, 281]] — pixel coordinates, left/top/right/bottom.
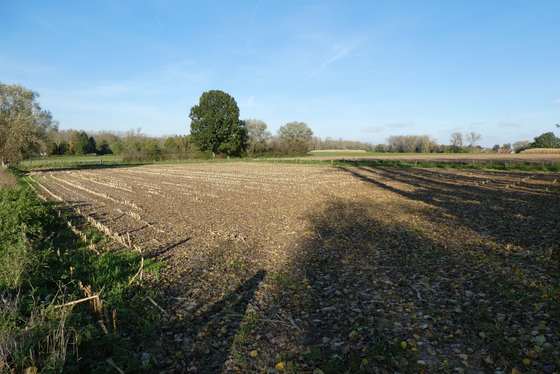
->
[[0, 174, 162, 372]]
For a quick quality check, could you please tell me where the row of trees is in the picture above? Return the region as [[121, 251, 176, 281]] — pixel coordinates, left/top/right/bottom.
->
[[2, 83, 559, 164], [188, 90, 314, 156], [490, 133, 560, 154], [44, 129, 205, 161]]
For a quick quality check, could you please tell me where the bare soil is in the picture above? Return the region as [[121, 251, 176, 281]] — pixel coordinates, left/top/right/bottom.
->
[[31, 162, 560, 373]]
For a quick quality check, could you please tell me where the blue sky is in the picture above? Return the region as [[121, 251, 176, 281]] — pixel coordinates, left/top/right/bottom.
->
[[2, 1, 559, 146]]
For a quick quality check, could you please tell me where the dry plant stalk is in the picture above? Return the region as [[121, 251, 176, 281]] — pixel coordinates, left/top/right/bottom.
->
[[54, 295, 100, 309], [146, 296, 167, 315]]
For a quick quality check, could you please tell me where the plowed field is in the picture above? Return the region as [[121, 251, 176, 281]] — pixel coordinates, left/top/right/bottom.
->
[[32, 163, 560, 373]]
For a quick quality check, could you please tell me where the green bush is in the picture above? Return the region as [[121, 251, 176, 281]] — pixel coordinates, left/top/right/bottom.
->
[[0, 186, 55, 290]]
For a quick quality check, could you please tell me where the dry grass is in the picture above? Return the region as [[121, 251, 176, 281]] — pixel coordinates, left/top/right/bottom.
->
[[521, 148, 560, 154], [309, 149, 367, 153], [0, 168, 16, 188]]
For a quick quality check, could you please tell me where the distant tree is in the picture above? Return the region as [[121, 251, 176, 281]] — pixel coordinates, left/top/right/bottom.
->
[[245, 119, 271, 156], [144, 139, 163, 160], [465, 132, 482, 148], [163, 135, 197, 158], [118, 130, 165, 161], [69, 131, 91, 155], [530, 132, 560, 148], [513, 140, 530, 153], [450, 132, 463, 149], [278, 122, 313, 154], [97, 140, 112, 155], [86, 136, 97, 154], [58, 141, 70, 155], [0, 83, 56, 165], [492, 144, 500, 152], [163, 136, 182, 154], [374, 144, 387, 152], [387, 135, 437, 153], [46, 142, 59, 155], [310, 136, 373, 151], [110, 139, 125, 155], [501, 143, 512, 152], [189, 90, 248, 156], [92, 132, 122, 154]]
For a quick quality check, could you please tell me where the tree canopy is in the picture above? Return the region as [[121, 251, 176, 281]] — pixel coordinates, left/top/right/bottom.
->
[[245, 119, 271, 156], [278, 122, 313, 154], [0, 83, 56, 165], [189, 90, 248, 156], [531, 132, 559, 148]]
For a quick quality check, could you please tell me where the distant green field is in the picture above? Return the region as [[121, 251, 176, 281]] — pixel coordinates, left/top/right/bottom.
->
[[18, 152, 560, 173], [20, 154, 218, 171], [306, 151, 436, 158], [20, 154, 124, 170]]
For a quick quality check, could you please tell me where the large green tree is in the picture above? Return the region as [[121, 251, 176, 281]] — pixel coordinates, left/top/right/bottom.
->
[[189, 90, 247, 156], [0, 83, 56, 166], [531, 132, 559, 148], [70, 131, 91, 155]]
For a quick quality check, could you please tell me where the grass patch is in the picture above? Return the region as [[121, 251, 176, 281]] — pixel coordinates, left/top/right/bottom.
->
[[19, 155, 125, 171], [19, 153, 560, 173], [0, 174, 162, 372]]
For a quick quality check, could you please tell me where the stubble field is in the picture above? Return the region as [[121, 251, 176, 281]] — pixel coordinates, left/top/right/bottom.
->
[[31, 162, 560, 373]]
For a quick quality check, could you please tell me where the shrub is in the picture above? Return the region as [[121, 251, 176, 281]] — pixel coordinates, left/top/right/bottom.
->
[[0, 186, 54, 290]]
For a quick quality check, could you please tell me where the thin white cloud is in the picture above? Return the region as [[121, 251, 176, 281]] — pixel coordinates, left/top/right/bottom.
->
[[309, 37, 364, 77], [321, 43, 357, 69]]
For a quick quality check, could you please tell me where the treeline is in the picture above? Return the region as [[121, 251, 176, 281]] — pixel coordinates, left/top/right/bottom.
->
[[42, 121, 318, 161], [45, 129, 208, 161], [310, 137, 373, 151], [370, 133, 483, 153], [3, 82, 560, 165]]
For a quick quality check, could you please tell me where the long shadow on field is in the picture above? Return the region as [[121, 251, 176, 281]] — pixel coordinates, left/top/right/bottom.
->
[[148, 237, 191, 259], [157, 269, 265, 372], [340, 166, 560, 259], [277, 198, 559, 373]]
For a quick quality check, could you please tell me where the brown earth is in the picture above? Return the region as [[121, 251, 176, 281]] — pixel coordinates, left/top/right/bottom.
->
[[31, 162, 560, 373]]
